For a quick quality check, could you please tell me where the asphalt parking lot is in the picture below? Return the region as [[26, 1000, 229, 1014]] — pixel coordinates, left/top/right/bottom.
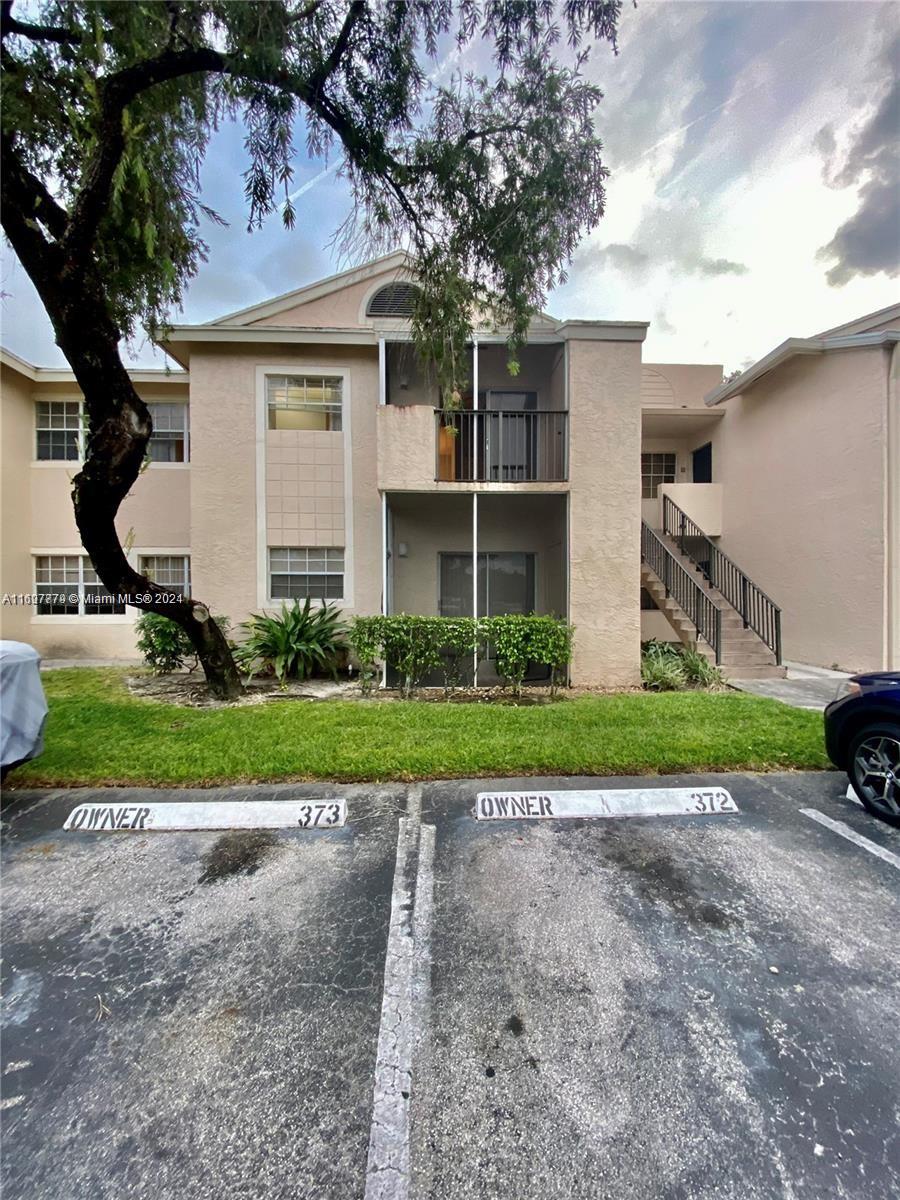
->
[[2, 772, 898, 1200]]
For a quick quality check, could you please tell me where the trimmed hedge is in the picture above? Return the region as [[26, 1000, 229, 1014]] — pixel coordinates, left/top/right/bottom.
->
[[349, 614, 573, 698]]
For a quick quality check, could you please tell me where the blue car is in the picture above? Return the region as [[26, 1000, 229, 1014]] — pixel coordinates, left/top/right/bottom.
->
[[824, 672, 900, 825]]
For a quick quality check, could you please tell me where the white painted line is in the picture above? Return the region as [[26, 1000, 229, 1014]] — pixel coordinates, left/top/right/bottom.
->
[[365, 788, 432, 1200], [63, 799, 346, 832], [475, 786, 738, 821], [845, 783, 863, 807], [800, 808, 900, 871]]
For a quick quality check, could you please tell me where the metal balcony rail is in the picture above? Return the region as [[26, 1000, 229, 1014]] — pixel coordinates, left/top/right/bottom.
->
[[435, 409, 567, 483], [662, 494, 782, 664], [641, 521, 723, 663]]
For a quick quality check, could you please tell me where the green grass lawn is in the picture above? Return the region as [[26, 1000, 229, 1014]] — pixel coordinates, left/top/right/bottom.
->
[[5, 668, 831, 788]]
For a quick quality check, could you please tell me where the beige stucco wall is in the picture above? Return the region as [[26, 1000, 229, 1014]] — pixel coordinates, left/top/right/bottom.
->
[[29, 464, 190, 548], [710, 346, 890, 671], [377, 404, 436, 490], [888, 342, 900, 669], [642, 363, 723, 408], [389, 493, 566, 618], [1, 364, 35, 643], [188, 344, 381, 629], [1, 364, 189, 657], [568, 338, 643, 687], [658, 483, 723, 536], [251, 266, 404, 329], [641, 610, 679, 642]]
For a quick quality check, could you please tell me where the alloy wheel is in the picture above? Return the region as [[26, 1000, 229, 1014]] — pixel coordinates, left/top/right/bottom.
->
[[853, 734, 900, 819]]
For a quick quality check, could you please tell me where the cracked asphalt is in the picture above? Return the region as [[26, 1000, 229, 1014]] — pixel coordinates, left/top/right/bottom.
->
[[2, 772, 898, 1200]]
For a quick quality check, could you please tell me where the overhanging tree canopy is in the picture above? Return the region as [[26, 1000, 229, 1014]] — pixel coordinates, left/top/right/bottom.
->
[[1, 0, 621, 697]]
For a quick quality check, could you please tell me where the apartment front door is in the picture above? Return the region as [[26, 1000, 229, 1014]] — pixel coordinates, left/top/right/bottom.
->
[[692, 442, 712, 483]]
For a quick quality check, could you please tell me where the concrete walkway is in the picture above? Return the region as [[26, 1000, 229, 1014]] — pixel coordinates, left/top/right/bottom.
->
[[731, 661, 851, 710]]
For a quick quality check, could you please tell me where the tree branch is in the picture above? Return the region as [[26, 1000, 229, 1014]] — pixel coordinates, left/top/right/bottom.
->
[[0, 133, 62, 287], [288, 0, 326, 20], [307, 0, 365, 95], [63, 44, 227, 259], [0, 1, 79, 44], [0, 135, 69, 240], [64, 31, 412, 264]]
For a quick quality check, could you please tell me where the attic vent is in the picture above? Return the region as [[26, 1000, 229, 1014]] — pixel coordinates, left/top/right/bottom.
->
[[366, 282, 418, 318]]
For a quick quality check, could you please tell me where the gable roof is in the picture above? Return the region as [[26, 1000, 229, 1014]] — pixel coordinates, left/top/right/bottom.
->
[[207, 250, 413, 327], [814, 301, 900, 339], [705, 304, 900, 406]]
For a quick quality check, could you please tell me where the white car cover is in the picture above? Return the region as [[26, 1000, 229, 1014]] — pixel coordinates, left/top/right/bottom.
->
[[0, 641, 49, 769]]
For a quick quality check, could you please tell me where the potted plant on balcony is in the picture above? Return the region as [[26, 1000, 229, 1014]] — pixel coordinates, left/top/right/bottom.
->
[[437, 386, 462, 481]]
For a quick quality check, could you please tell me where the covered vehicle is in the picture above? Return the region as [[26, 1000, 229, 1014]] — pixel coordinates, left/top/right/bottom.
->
[[0, 641, 49, 778], [824, 672, 900, 826]]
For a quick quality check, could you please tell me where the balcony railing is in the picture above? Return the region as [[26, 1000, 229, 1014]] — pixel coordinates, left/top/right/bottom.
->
[[435, 409, 568, 482]]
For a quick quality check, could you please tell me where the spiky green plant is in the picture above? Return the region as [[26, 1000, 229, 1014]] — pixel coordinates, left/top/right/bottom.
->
[[680, 647, 726, 689], [236, 601, 348, 685]]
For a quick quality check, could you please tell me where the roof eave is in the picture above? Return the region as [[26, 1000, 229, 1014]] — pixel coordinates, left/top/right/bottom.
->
[[704, 330, 900, 406]]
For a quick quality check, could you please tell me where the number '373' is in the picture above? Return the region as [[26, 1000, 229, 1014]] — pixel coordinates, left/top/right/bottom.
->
[[298, 803, 341, 827]]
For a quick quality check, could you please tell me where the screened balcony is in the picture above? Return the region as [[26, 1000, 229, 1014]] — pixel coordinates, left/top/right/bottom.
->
[[435, 408, 568, 482]]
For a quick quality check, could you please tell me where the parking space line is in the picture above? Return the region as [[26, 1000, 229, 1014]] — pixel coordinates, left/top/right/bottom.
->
[[800, 808, 900, 870], [364, 789, 431, 1200]]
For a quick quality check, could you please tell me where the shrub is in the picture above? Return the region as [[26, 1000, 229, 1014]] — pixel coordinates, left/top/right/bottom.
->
[[236, 600, 348, 685], [348, 615, 384, 695], [640, 651, 687, 691], [681, 646, 725, 689], [438, 617, 477, 694], [482, 615, 574, 697], [379, 614, 446, 699], [348, 613, 573, 698], [640, 639, 723, 691], [135, 612, 231, 675]]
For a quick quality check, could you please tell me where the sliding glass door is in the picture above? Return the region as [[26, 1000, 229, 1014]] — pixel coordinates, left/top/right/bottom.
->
[[439, 552, 536, 617]]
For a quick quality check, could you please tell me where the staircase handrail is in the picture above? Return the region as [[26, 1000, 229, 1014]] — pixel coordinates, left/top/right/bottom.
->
[[661, 494, 782, 664], [641, 521, 723, 663]]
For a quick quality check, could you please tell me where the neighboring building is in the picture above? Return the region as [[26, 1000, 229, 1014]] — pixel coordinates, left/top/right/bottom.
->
[[2, 252, 892, 680], [701, 304, 900, 673]]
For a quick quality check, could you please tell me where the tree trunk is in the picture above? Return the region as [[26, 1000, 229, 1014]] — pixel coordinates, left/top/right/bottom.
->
[[1, 145, 242, 699], [38, 272, 241, 697], [67, 335, 242, 698]]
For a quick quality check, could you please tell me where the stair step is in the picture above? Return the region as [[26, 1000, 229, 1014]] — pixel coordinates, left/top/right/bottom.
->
[[722, 664, 787, 680]]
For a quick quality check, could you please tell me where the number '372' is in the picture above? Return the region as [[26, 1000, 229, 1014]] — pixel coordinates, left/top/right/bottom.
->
[[691, 790, 731, 813], [298, 803, 341, 828]]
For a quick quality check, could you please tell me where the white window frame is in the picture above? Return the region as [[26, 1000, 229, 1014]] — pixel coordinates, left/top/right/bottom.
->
[[138, 553, 191, 598], [265, 374, 343, 432], [268, 547, 345, 603], [32, 396, 190, 467], [641, 451, 677, 500], [32, 554, 128, 619], [146, 402, 190, 464], [34, 399, 84, 462]]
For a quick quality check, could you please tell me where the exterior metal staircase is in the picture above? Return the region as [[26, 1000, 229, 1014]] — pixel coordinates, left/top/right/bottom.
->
[[640, 497, 785, 680]]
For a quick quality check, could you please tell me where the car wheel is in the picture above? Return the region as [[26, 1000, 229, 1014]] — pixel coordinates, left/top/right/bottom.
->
[[848, 724, 900, 826]]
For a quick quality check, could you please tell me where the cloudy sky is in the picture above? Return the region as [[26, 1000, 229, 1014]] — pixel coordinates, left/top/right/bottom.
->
[[2, 0, 897, 372]]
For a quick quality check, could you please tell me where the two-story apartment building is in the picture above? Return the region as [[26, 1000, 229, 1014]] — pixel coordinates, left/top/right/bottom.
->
[[4, 252, 892, 681]]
